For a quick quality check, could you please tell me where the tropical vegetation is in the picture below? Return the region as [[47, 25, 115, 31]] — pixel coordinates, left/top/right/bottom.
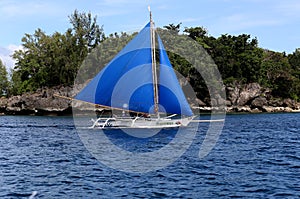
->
[[0, 10, 299, 101], [0, 59, 9, 96]]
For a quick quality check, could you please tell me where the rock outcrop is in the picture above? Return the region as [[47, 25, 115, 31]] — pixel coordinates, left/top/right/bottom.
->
[[0, 83, 299, 115], [225, 82, 300, 113], [0, 86, 73, 115]]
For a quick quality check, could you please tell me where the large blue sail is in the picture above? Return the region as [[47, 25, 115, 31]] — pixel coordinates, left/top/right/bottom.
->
[[75, 23, 154, 113], [157, 35, 193, 116]]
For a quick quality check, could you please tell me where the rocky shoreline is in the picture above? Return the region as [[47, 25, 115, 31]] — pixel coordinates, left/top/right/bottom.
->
[[224, 82, 300, 113], [0, 83, 299, 116], [0, 86, 74, 116]]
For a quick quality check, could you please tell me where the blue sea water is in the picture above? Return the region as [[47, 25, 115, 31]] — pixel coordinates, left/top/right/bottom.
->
[[0, 113, 299, 198]]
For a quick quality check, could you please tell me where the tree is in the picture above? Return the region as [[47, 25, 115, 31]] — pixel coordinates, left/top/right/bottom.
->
[[288, 48, 300, 70], [288, 48, 300, 80], [207, 34, 263, 83], [69, 9, 104, 52], [184, 26, 208, 40], [0, 59, 9, 96], [11, 10, 104, 94], [184, 26, 211, 49], [287, 48, 300, 100], [163, 23, 182, 34], [260, 50, 294, 98]]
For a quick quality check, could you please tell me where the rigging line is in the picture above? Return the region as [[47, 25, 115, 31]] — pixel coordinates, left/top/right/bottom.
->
[[53, 94, 149, 115]]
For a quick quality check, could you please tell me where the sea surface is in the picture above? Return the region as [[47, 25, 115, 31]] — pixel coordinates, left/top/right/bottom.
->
[[0, 113, 299, 198]]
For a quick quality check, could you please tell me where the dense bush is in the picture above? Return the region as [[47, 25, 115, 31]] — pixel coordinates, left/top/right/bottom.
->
[[1, 12, 299, 101]]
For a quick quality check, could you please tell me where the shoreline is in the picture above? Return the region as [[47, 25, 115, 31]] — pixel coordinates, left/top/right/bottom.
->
[[1, 84, 299, 116], [1, 106, 300, 116]]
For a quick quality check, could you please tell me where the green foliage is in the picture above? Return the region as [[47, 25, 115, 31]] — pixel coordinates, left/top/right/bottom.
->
[[163, 23, 182, 34], [184, 26, 211, 49], [0, 60, 9, 96], [288, 48, 300, 71], [259, 50, 298, 98], [209, 34, 263, 83], [287, 49, 300, 100], [11, 10, 104, 95], [8, 11, 300, 101], [180, 26, 300, 101]]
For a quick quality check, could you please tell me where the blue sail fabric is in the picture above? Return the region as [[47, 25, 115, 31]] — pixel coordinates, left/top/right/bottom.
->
[[157, 35, 193, 116], [75, 23, 155, 113]]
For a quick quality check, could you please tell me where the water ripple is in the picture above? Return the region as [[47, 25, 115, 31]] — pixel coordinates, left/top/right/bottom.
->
[[0, 114, 299, 198]]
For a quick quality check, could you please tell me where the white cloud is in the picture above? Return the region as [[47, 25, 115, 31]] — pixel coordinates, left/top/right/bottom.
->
[[0, 0, 63, 19], [95, 0, 155, 17], [0, 45, 23, 71], [275, 0, 300, 18], [214, 13, 283, 33], [97, 0, 146, 6], [236, 13, 279, 25], [181, 17, 204, 23], [97, 9, 129, 17]]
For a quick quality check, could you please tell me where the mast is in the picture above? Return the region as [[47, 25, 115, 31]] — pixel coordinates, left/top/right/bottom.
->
[[149, 6, 159, 115]]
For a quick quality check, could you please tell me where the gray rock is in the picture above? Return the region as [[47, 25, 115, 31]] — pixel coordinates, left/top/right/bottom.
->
[[226, 86, 240, 105], [251, 97, 268, 108], [237, 83, 262, 106], [0, 86, 73, 115], [283, 98, 296, 108], [1, 83, 300, 115], [268, 98, 282, 107]]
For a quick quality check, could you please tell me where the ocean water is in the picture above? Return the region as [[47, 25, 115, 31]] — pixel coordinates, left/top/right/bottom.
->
[[0, 113, 299, 198]]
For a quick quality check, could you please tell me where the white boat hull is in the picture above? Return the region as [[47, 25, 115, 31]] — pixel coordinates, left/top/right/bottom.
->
[[89, 116, 194, 130]]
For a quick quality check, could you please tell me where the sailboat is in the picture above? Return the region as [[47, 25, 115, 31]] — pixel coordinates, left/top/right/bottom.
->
[[74, 9, 195, 129]]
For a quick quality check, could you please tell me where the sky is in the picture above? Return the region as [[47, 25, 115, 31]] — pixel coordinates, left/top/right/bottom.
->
[[1, 0, 300, 70]]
